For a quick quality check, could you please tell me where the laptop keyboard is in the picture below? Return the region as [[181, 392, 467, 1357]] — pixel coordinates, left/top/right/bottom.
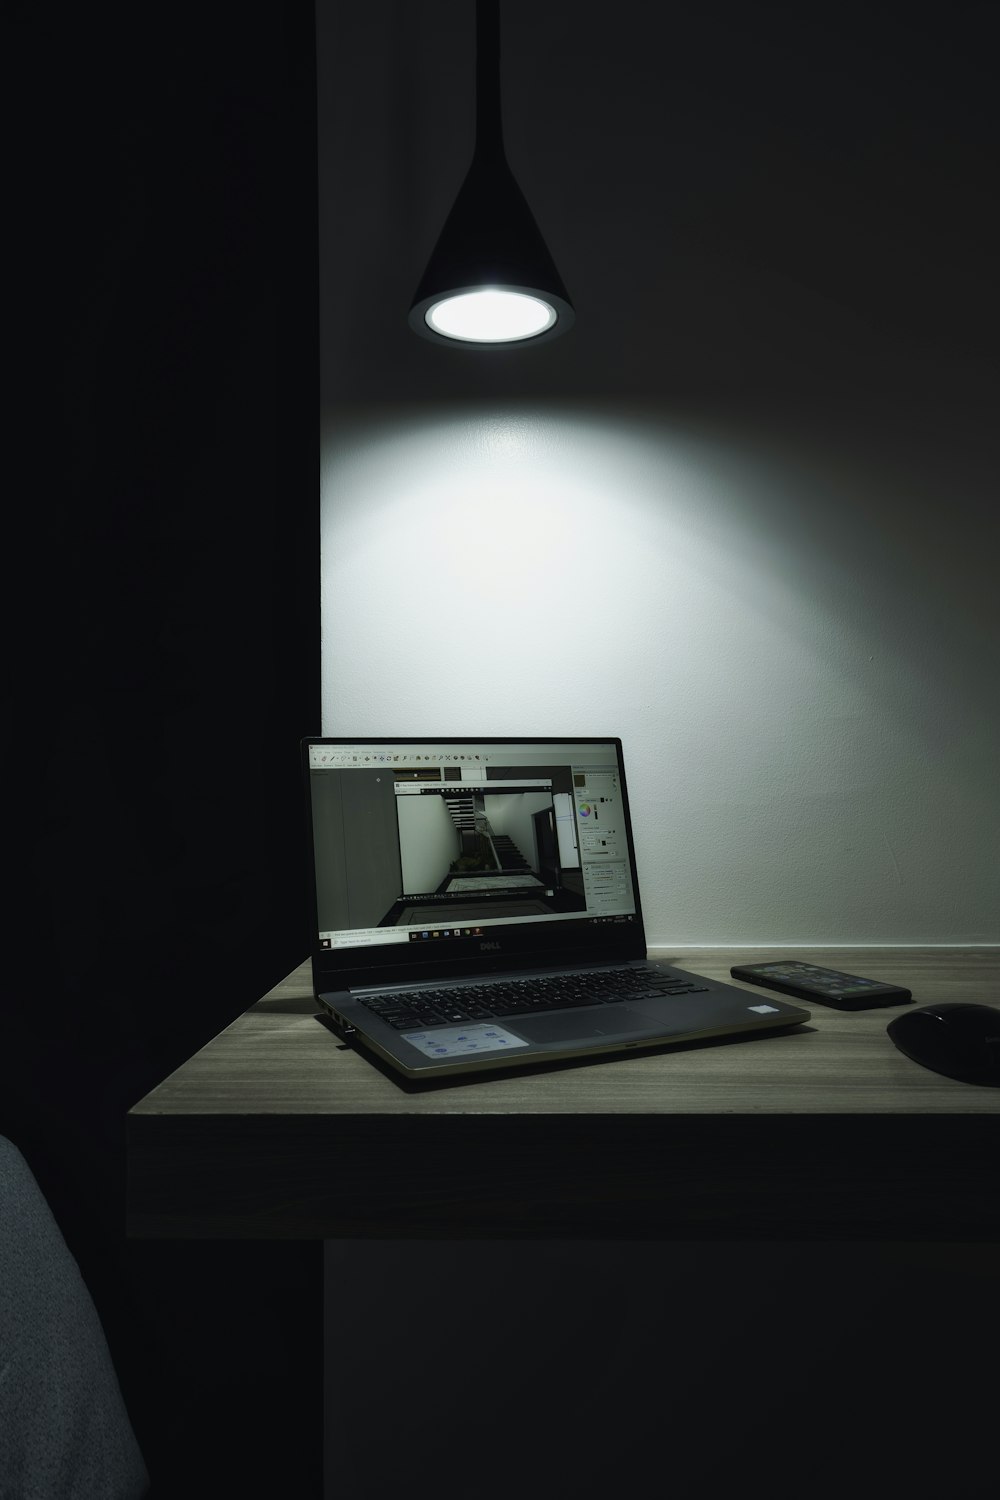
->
[[360, 968, 709, 1030]]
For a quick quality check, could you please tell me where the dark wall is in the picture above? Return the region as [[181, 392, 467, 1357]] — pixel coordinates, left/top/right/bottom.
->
[[7, 4, 322, 1494]]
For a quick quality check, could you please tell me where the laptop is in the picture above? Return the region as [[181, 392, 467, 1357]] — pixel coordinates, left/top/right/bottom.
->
[[302, 735, 809, 1079]]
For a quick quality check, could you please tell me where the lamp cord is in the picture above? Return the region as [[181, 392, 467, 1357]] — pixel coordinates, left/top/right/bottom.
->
[[475, 0, 504, 162]]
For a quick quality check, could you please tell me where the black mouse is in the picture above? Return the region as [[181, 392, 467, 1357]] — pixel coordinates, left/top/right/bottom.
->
[[887, 1003, 1000, 1086]]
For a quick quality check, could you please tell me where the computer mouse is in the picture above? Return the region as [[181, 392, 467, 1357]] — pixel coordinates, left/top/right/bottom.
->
[[887, 1003, 1000, 1086]]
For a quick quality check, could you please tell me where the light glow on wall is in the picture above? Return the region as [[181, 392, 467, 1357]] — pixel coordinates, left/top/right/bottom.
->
[[320, 402, 999, 944]]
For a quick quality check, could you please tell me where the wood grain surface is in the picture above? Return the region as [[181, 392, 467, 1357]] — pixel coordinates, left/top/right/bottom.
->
[[127, 949, 999, 1240], [132, 949, 1000, 1116]]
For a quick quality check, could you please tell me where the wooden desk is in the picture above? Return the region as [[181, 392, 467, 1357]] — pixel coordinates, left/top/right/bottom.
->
[[127, 948, 999, 1241]]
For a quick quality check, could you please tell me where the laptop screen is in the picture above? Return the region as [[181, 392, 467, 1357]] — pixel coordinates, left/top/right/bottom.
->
[[303, 737, 648, 990]]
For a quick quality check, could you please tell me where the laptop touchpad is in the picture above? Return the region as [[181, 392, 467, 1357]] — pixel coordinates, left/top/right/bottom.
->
[[511, 1007, 663, 1045]]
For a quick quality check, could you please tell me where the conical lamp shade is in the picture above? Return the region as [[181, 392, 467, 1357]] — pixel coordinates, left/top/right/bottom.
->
[[409, 2, 574, 346]]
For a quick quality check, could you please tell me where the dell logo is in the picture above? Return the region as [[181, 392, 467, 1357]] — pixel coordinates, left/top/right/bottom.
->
[[480, 940, 502, 952]]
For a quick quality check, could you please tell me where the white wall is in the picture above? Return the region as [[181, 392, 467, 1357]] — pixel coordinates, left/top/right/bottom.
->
[[317, 1, 998, 947], [320, 400, 999, 945]]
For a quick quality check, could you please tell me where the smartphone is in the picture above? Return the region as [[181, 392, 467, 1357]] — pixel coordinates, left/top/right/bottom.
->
[[730, 960, 912, 1010]]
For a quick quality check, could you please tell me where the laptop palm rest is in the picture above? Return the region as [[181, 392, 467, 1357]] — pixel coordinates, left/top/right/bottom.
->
[[512, 1006, 668, 1045]]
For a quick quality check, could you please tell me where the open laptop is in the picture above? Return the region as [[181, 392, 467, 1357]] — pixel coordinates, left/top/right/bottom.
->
[[302, 736, 809, 1079]]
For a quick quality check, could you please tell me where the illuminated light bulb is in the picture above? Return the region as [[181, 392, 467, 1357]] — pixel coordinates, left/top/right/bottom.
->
[[425, 289, 557, 343]]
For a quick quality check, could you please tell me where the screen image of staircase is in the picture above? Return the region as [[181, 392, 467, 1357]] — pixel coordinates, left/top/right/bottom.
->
[[443, 794, 478, 857], [490, 833, 531, 871], [443, 795, 531, 874]]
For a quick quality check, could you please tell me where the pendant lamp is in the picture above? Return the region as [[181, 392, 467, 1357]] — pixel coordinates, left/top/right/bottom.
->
[[408, 0, 574, 347]]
